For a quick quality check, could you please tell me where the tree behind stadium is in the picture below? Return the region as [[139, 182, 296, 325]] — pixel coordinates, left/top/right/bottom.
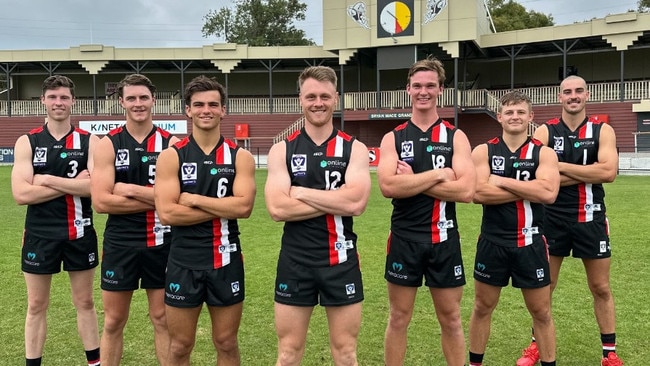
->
[[202, 0, 315, 46]]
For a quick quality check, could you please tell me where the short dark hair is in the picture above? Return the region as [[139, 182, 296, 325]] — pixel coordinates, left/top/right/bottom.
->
[[42, 75, 75, 97], [498, 90, 532, 112], [407, 56, 446, 86], [183, 75, 227, 107], [298, 66, 337, 90], [117, 74, 156, 98]]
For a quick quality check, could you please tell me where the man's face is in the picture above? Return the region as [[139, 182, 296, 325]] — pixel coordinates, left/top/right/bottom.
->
[[185, 90, 226, 132], [498, 101, 533, 135], [41, 87, 74, 122], [299, 78, 338, 128], [558, 77, 589, 116], [406, 70, 442, 112], [119, 85, 154, 123]]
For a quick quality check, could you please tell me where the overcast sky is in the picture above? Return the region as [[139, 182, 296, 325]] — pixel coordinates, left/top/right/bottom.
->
[[0, 0, 640, 50]]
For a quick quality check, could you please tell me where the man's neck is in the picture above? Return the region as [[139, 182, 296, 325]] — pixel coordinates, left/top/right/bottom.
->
[[192, 128, 222, 154], [562, 112, 586, 130], [124, 120, 154, 143], [304, 123, 334, 146], [502, 132, 528, 152], [45, 119, 72, 140], [410, 109, 439, 131]]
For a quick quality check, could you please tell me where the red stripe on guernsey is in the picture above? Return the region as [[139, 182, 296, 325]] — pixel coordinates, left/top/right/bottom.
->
[[211, 141, 235, 268], [327, 215, 348, 266], [577, 122, 594, 222], [66, 195, 78, 239], [394, 121, 409, 131], [326, 133, 347, 157], [65, 130, 84, 239], [65, 130, 82, 149], [516, 142, 535, 246], [287, 129, 302, 142], [146, 129, 165, 153], [29, 126, 45, 135], [145, 129, 167, 247], [215, 140, 234, 164], [212, 218, 232, 268], [146, 210, 157, 247], [429, 121, 451, 243]]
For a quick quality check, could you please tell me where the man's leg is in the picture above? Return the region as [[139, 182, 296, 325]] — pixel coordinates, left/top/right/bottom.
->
[[548, 255, 564, 294], [384, 283, 417, 366], [326, 302, 362, 366], [146, 288, 169, 366], [522, 286, 556, 363], [583, 257, 623, 364], [166, 305, 201, 366], [275, 302, 313, 366], [518, 255, 564, 365], [430, 286, 466, 366], [584, 258, 616, 333], [24, 273, 52, 360], [69, 269, 100, 364], [208, 303, 244, 366], [468, 281, 501, 365], [100, 290, 133, 366]]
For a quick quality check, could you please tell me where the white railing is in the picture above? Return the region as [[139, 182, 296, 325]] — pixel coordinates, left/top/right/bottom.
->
[[1, 80, 648, 117], [273, 116, 305, 144]]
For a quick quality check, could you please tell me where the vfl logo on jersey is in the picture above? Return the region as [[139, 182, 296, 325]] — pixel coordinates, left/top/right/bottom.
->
[[491, 155, 505, 173], [553, 137, 565, 153], [400, 141, 414, 161], [584, 203, 602, 212], [33, 147, 48, 166], [231, 281, 240, 294], [454, 265, 463, 277], [291, 154, 307, 176], [345, 283, 356, 296], [115, 149, 130, 170], [181, 163, 198, 185]]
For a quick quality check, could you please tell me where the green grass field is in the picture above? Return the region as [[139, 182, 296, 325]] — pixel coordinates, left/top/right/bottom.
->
[[1, 166, 648, 365]]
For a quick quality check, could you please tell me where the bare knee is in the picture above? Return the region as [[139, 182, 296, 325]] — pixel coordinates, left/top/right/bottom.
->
[[148, 307, 167, 331], [170, 337, 195, 360], [277, 342, 305, 366], [437, 310, 462, 334], [529, 308, 553, 326], [589, 281, 612, 301], [72, 295, 95, 312], [330, 342, 357, 366], [27, 296, 49, 316], [213, 333, 238, 354], [387, 307, 413, 331], [102, 313, 128, 335]]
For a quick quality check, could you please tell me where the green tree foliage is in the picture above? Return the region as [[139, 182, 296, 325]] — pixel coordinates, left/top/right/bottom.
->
[[488, 0, 554, 32], [639, 0, 650, 11], [202, 0, 314, 46]]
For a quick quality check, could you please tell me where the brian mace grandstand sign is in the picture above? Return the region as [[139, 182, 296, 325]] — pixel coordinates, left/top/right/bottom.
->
[[368, 112, 412, 120]]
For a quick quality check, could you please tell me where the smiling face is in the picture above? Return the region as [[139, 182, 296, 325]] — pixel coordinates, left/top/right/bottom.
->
[[299, 77, 338, 128], [498, 101, 533, 135], [41, 87, 74, 123], [185, 90, 226, 132], [120, 85, 155, 124], [558, 76, 589, 117], [406, 70, 442, 112]]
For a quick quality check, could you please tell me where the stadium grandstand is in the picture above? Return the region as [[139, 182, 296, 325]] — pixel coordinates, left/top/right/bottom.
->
[[1, 0, 649, 172]]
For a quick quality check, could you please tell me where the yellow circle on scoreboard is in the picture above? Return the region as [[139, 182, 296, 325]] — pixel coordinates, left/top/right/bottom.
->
[[380, 1, 412, 35]]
